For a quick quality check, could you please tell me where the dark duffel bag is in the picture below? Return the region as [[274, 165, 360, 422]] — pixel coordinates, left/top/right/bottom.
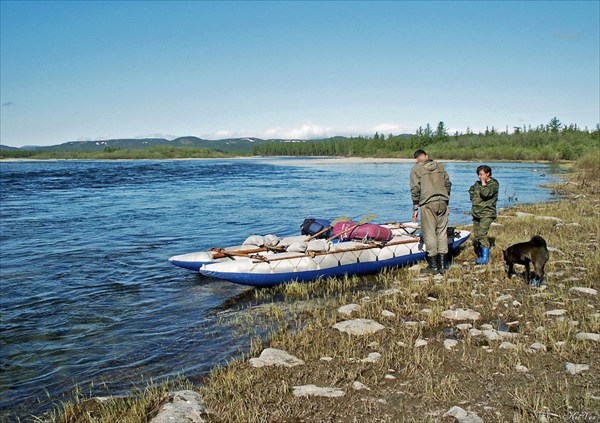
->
[[300, 218, 333, 239]]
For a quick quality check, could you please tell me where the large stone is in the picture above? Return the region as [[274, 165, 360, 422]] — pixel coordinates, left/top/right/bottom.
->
[[570, 287, 598, 296], [352, 381, 371, 391], [293, 384, 345, 398], [150, 390, 207, 423], [332, 318, 385, 335], [566, 362, 590, 375], [442, 309, 481, 321], [443, 405, 483, 423], [360, 352, 382, 363], [576, 332, 600, 342], [249, 348, 304, 368], [444, 339, 459, 350], [337, 304, 361, 316], [544, 309, 567, 317], [499, 341, 517, 350], [481, 329, 517, 341]]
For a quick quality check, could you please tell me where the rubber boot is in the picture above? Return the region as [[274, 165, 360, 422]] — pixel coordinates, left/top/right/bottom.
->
[[475, 247, 490, 264], [473, 245, 481, 263], [438, 254, 449, 273], [423, 255, 440, 275]]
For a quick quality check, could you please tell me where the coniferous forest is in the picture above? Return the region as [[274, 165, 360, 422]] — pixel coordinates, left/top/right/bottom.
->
[[253, 118, 599, 162]]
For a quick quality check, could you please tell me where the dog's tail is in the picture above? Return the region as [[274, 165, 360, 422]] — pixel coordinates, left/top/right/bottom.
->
[[530, 235, 547, 247]]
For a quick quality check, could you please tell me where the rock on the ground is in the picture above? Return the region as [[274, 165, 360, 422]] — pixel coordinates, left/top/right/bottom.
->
[[332, 318, 385, 335], [566, 362, 591, 375], [499, 341, 517, 350], [576, 332, 600, 342], [338, 304, 361, 316], [482, 329, 518, 341], [352, 381, 371, 391], [529, 342, 547, 352], [516, 364, 529, 373], [360, 352, 382, 363], [249, 348, 304, 368], [570, 287, 598, 296], [443, 405, 483, 423], [415, 339, 428, 348], [544, 309, 567, 317], [442, 308, 481, 321], [293, 384, 345, 398], [444, 339, 459, 350], [381, 309, 396, 318], [150, 390, 207, 423]]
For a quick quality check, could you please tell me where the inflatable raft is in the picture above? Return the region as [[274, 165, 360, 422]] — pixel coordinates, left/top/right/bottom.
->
[[197, 229, 470, 287], [168, 222, 418, 271]]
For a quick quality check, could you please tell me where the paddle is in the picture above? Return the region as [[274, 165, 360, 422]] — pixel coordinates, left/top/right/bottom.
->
[[384, 221, 421, 230], [303, 215, 350, 242], [210, 244, 286, 259], [326, 213, 378, 242]]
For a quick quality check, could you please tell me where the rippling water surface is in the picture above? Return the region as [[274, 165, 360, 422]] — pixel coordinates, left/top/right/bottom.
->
[[0, 158, 562, 419]]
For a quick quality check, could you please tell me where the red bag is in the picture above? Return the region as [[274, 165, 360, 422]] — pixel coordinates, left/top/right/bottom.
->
[[332, 221, 392, 241]]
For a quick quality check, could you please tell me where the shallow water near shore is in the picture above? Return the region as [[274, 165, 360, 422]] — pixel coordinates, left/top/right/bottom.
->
[[0, 158, 564, 419]]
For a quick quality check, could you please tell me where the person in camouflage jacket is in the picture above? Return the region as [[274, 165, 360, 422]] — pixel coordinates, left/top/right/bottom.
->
[[468, 165, 499, 264]]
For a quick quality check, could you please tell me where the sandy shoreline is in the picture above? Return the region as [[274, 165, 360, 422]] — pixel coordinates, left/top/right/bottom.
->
[[0, 156, 415, 163], [1, 156, 557, 165]]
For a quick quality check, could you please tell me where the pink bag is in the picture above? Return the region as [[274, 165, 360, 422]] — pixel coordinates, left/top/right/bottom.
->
[[332, 221, 392, 241]]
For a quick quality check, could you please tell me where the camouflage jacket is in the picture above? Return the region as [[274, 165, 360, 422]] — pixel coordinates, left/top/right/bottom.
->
[[469, 177, 499, 218]]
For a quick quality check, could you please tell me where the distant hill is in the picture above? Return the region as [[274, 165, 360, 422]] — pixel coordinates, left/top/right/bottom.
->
[[0, 144, 19, 151], [1, 137, 297, 154], [0, 134, 415, 154]]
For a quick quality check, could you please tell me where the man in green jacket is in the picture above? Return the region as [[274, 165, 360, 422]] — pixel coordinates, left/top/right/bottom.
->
[[410, 149, 452, 274], [468, 165, 499, 264]]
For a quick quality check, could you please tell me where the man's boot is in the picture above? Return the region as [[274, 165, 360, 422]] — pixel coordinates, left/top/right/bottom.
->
[[475, 247, 490, 264], [423, 254, 440, 275], [438, 254, 449, 273]]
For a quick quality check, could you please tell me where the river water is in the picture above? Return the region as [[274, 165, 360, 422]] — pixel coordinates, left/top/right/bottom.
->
[[0, 158, 562, 420]]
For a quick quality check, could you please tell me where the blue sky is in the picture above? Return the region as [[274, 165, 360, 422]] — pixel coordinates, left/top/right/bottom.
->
[[1, 1, 598, 147]]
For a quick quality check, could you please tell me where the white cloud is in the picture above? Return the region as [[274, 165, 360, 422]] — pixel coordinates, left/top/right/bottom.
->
[[213, 129, 236, 138], [203, 121, 414, 140], [263, 121, 333, 139], [371, 123, 411, 135], [134, 133, 179, 140]]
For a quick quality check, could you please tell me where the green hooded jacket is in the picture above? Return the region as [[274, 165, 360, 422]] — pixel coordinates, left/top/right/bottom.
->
[[410, 159, 452, 206], [469, 177, 499, 218]]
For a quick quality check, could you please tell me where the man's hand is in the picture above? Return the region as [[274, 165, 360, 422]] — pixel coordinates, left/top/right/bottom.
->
[[412, 208, 418, 223]]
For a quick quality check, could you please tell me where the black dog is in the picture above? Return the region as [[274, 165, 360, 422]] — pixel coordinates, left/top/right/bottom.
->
[[503, 235, 550, 286]]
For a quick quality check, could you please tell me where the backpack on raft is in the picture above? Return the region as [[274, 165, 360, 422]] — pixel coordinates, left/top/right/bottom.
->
[[332, 221, 393, 242], [300, 218, 333, 239]]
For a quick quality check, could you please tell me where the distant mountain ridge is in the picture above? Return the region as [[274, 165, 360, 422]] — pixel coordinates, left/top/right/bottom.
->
[[0, 134, 417, 154], [0, 136, 321, 154]]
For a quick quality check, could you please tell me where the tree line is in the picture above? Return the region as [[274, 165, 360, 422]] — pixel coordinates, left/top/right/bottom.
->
[[253, 118, 599, 161]]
